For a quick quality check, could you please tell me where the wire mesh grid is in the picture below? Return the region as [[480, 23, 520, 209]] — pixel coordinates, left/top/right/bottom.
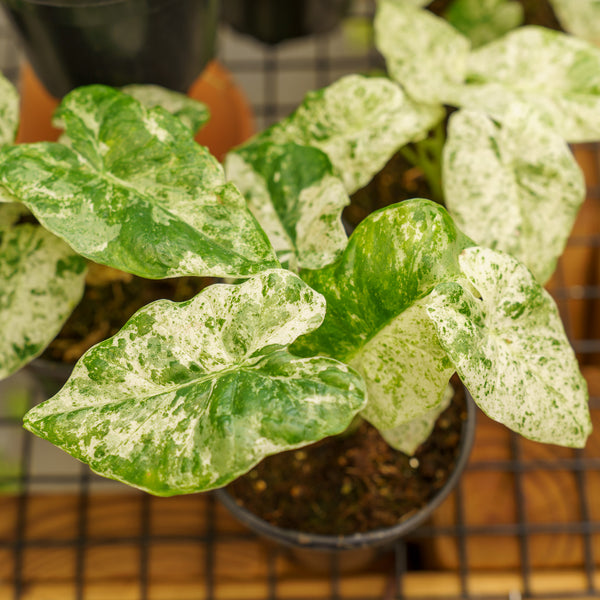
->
[[0, 1, 599, 599]]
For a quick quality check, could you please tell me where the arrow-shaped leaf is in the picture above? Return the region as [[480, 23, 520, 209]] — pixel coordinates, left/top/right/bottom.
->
[[375, 0, 471, 102], [295, 198, 474, 431], [443, 106, 585, 284], [252, 74, 444, 194], [448, 26, 600, 142], [24, 269, 366, 495], [0, 85, 278, 279], [0, 223, 87, 379], [425, 246, 591, 447], [226, 141, 349, 271]]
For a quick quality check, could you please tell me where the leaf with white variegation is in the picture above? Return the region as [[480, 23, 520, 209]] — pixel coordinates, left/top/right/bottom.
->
[[121, 84, 210, 135], [295, 198, 473, 431], [0, 85, 278, 279], [443, 107, 585, 284], [253, 74, 444, 194], [444, 0, 523, 48], [0, 71, 18, 148], [23, 270, 366, 495], [375, 0, 471, 102], [0, 224, 87, 379], [225, 142, 349, 271], [447, 26, 600, 142], [379, 383, 453, 455], [548, 0, 600, 46], [425, 247, 591, 447]]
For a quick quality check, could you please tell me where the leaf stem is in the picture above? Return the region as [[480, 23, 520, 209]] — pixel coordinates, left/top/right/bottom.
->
[[399, 121, 446, 205]]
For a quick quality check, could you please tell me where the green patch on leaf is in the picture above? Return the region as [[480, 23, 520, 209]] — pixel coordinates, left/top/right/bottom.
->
[[24, 270, 366, 495], [295, 198, 474, 431], [0, 224, 87, 379], [226, 141, 349, 271], [0, 85, 277, 279], [443, 106, 585, 284], [249, 74, 443, 194], [425, 246, 592, 447], [444, 0, 523, 48]]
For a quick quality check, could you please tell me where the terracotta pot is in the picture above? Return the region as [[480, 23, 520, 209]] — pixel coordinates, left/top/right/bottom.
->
[[216, 392, 476, 571]]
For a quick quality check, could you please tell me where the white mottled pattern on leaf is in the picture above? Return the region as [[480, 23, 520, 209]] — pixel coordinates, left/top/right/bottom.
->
[[425, 247, 591, 447], [295, 199, 474, 432], [350, 301, 454, 431], [0, 224, 87, 379], [375, 1, 471, 102], [121, 84, 210, 135], [443, 107, 585, 284], [447, 26, 600, 142], [255, 74, 444, 193], [224, 152, 296, 268], [548, 0, 600, 46], [444, 0, 523, 48], [0, 72, 18, 148], [380, 383, 453, 455], [0, 85, 277, 279], [226, 142, 349, 271], [23, 270, 367, 495]]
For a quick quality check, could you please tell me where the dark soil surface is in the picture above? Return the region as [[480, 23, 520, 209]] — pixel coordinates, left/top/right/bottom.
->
[[226, 383, 468, 536], [43, 268, 213, 363]]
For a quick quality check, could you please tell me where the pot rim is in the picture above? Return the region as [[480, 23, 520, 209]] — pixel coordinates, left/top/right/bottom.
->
[[215, 389, 477, 551]]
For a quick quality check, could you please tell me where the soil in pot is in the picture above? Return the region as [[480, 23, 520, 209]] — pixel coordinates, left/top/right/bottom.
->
[[225, 382, 468, 536]]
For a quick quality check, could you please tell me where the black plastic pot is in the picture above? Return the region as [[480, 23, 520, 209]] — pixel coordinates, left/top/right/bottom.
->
[[220, 0, 350, 45], [216, 391, 476, 570], [1, 0, 219, 97]]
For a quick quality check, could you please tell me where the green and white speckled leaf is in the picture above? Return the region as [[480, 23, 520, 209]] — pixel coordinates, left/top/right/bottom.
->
[[549, 0, 600, 46], [448, 26, 600, 142], [253, 74, 443, 194], [379, 383, 453, 455], [295, 198, 474, 431], [225, 142, 349, 271], [444, 0, 523, 48], [23, 270, 366, 495], [443, 107, 585, 284], [0, 72, 18, 148], [0, 85, 277, 279], [0, 224, 87, 379], [121, 84, 210, 135], [425, 247, 591, 447], [375, 1, 471, 102]]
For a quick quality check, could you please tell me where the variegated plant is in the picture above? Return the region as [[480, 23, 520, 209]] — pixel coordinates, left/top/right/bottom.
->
[[0, 0, 596, 497]]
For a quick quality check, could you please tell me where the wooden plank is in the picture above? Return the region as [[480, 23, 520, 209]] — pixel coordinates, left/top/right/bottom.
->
[[2, 571, 599, 600]]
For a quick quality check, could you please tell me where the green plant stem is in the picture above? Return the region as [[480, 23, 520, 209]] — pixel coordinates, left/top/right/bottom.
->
[[399, 122, 446, 205]]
